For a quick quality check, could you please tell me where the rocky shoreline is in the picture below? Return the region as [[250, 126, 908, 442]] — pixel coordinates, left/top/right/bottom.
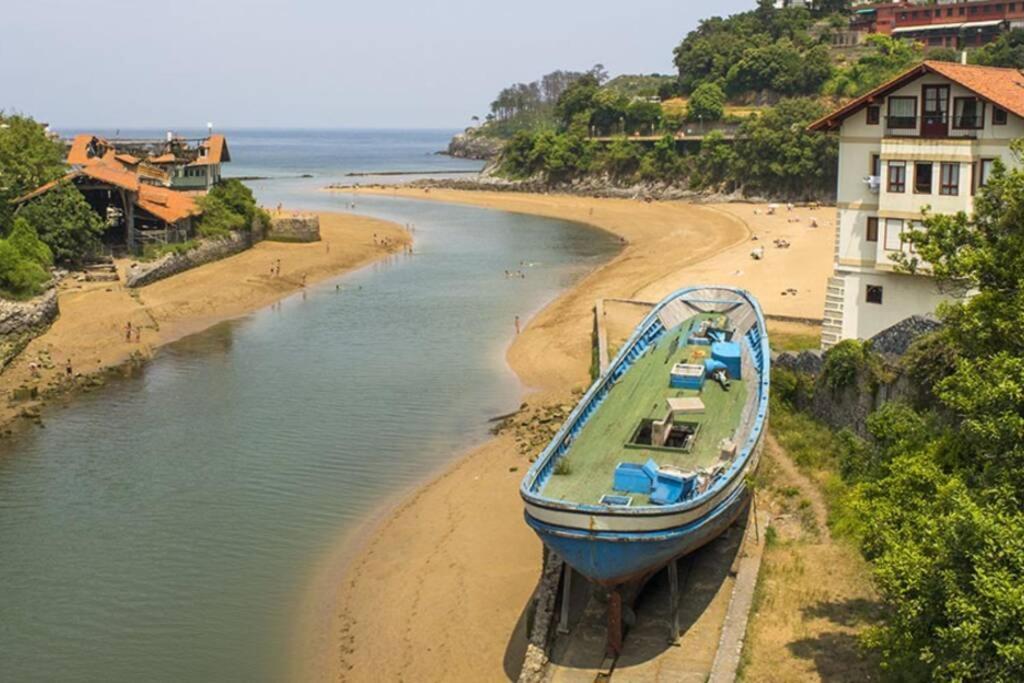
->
[[444, 128, 504, 160]]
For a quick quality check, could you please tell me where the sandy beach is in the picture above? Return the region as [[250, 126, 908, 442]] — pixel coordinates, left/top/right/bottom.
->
[[0, 211, 409, 434], [326, 189, 835, 682]]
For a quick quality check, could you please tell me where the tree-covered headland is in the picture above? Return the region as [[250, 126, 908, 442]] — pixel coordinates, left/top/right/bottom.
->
[[473, 0, 1024, 200]]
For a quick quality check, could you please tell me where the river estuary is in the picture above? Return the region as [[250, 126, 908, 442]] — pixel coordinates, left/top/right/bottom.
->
[[0, 130, 620, 681]]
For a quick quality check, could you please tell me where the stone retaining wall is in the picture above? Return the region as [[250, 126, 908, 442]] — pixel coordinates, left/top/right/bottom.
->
[[0, 288, 59, 368], [266, 214, 320, 242], [124, 231, 251, 288]]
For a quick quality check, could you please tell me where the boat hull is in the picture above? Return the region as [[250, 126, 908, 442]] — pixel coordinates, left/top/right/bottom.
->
[[524, 479, 751, 587], [520, 286, 770, 591]]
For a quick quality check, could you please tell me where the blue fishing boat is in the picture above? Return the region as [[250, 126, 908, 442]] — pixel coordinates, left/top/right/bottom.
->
[[520, 286, 769, 651]]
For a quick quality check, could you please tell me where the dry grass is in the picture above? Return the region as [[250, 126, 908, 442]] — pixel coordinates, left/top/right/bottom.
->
[[738, 432, 881, 682], [661, 97, 766, 119]]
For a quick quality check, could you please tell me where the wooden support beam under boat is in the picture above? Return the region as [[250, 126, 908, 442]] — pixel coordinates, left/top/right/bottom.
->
[[607, 589, 623, 657]]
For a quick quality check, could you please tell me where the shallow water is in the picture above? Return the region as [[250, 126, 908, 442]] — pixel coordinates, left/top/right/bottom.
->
[[0, 131, 619, 681]]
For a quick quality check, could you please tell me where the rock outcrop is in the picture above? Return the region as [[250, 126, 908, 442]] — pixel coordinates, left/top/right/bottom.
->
[[0, 288, 59, 368], [125, 231, 251, 288], [445, 129, 504, 160], [266, 214, 320, 242], [868, 314, 941, 357]]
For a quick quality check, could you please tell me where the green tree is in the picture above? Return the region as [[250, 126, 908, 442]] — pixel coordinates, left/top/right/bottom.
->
[[588, 89, 629, 135], [625, 99, 662, 135], [7, 217, 52, 267], [555, 74, 600, 130], [825, 35, 922, 98], [16, 182, 105, 264], [732, 98, 837, 198], [974, 29, 1024, 68], [687, 82, 726, 123], [725, 40, 832, 97], [601, 137, 643, 179], [640, 135, 684, 180], [0, 239, 49, 298], [0, 114, 67, 229], [690, 131, 737, 190]]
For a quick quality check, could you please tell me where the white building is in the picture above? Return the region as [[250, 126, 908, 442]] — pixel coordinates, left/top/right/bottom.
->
[[809, 60, 1024, 347]]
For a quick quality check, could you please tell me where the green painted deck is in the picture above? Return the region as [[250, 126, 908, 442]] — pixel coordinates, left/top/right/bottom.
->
[[541, 315, 750, 505]]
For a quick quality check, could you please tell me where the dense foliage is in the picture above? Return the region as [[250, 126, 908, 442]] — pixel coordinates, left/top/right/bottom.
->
[[479, 66, 607, 137], [973, 29, 1024, 68], [0, 114, 66, 230], [195, 179, 268, 238], [825, 153, 1024, 679], [500, 96, 835, 199], [0, 218, 53, 298], [16, 182, 105, 265], [672, 1, 830, 96]]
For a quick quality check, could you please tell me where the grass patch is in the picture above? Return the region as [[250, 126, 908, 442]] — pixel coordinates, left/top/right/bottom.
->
[[141, 240, 198, 261], [769, 331, 820, 353], [770, 398, 859, 537]]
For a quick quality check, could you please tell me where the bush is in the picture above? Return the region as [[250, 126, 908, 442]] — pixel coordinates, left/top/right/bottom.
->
[[0, 239, 49, 299], [686, 82, 726, 122], [822, 339, 869, 392], [8, 217, 52, 267], [194, 179, 264, 239]]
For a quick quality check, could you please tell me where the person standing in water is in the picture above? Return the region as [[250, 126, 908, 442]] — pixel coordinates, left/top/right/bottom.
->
[[515, 316, 521, 335]]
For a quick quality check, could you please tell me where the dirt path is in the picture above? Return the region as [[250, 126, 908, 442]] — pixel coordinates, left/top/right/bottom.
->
[[0, 212, 408, 436], [739, 431, 879, 682]]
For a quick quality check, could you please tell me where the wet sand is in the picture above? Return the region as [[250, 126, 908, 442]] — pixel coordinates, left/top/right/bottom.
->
[[0, 211, 409, 434], [326, 189, 835, 682]]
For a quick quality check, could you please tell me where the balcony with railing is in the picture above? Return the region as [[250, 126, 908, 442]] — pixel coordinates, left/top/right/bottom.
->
[[884, 115, 983, 139]]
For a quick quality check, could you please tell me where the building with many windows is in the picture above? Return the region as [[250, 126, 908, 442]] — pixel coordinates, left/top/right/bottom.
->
[[809, 59, 1024, 347], [850, 1, 1024, 49]]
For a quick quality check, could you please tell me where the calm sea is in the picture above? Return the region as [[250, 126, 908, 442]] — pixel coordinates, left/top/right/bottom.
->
[[0, 130, 618, 681]]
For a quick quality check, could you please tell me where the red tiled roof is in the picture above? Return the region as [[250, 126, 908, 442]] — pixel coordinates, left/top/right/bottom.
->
[[148, 153, 179, 164], [136, 184, 198, 224], [66, 134, 110, 165], [13, 162, 196, 225], [809, 60, 1024, 131], [78, 159, 140, 192], [192, 134, 230, 165]]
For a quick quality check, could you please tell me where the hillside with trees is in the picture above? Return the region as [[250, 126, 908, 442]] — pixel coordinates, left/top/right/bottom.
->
[[456, 0, 991, 200]]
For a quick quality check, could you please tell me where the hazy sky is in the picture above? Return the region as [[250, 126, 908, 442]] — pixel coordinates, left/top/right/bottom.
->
[[0, 0, 754, 130]]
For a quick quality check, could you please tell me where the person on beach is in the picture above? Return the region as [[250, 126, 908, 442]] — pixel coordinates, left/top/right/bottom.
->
[[124, 321, 132, 342], [134, 326, 141, 343], [301, 274, 307, 288], [65, 359, 72, 377], [515, 316, 521, 335]]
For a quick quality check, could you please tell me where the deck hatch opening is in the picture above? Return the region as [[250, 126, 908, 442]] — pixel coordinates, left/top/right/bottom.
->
[[627, 419, 700, 451]]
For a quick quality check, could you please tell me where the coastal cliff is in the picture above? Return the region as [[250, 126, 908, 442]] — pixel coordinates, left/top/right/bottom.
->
[[445, 128, 504, 160]]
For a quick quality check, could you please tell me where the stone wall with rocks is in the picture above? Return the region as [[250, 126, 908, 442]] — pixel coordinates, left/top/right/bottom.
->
[[124, 231, 251, 288], [0, 288, 59, 368], [266, 214, 320, 242], [775, 315, 941, 438]]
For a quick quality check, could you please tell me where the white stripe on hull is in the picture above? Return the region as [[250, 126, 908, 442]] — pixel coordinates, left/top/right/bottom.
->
[[524, 433, 764, 534]]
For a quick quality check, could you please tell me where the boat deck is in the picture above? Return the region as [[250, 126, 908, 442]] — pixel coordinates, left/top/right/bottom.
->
[[541, 314, 749, 505]]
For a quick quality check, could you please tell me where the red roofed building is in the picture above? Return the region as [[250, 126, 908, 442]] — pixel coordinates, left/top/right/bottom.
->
[[809, 60, 1024, 347], [64, 132, 230, 190], [851, 1, 1024, 48]]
